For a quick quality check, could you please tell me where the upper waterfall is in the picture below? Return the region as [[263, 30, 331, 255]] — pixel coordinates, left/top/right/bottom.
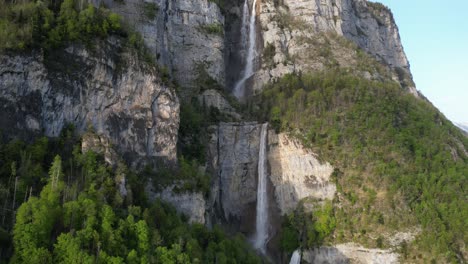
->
[[233, 0, 258, 99], [254, 123, 269, 253]]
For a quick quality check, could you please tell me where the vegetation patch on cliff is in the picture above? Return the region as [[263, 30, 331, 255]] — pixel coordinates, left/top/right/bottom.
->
[[198, 23, 224, 36]]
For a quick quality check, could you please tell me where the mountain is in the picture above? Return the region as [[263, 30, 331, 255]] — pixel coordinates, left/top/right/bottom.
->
[[456, 122, 468, 133], [0, 0, 467, 263]]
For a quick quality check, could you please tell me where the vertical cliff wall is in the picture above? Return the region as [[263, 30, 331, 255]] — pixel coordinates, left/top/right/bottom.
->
[[268, 132, 336, 215], [206, 121, 336, 229], [207, 122, 262, 233], [0, 39, 179, 167], [102, 0, 414, 96], [255, 0, 415, 93], [104, 0, 225, 90], [279, 0, 410, 70]]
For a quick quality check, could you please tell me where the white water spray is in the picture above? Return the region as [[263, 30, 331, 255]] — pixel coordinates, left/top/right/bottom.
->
[[289, 250, 301, 264], [254, 123, 269, 253], [233, 0, 258, 98]]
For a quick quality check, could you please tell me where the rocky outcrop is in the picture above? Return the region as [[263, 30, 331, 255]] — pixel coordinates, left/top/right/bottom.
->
[[303, 243, 399, 264], [82, 132, 121, 167], [255, 0, 414, 92], [104, 0, 225, 90], [198, 89, 241, 120], [268, 132, 335, 214], [0, 38, 179, 167], [146, 184, 206, 224], [278, 0, 409, 69]]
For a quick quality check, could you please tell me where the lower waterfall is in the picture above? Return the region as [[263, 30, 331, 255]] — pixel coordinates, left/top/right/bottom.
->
[[254, 123, 269, 253], [289, 250, 301, 264]]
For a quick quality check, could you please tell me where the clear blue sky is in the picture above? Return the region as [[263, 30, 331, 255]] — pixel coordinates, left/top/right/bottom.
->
[[376, 0, 468, 124]]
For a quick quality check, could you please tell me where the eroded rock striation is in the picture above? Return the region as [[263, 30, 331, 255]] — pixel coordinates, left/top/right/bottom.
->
[[104, 0, 225, 90], [0, 39, 179, 167], [207, 122, 262, 232]]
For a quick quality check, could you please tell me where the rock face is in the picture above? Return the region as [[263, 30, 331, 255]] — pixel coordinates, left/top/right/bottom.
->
[[104, 0, 225, 90], [268, 132, 335, 214], [207, 122, 262, 232], [146, 184, 206, 224], [254, 0, 413, 92], [303, 243, 399, 264], [100, 0, 413, 94], [198, 89, 241, 120], [82, 132, 121, 167], [207, 123, 335, 234], [279, 0, 409, 69], [0, 39, 179, 167]]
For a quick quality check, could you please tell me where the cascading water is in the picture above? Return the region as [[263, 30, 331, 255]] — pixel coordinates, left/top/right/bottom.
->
[[233, 0, 258, 98], [235, 0, 268, 255], [254, 123, 269, 253], [289, 250, 301, 264]]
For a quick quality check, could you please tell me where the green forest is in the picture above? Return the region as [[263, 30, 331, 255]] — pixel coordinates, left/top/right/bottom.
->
[[253, 70, 468, 262], [0, 131, 261, 263]]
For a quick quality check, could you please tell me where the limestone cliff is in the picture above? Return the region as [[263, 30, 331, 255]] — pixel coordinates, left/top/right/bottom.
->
[[254, 0, 415, 93], [104, 0, 225, 90], [0, 38, 179, 167], [268, 132, 336, 215], [206, 121, 336, 234]]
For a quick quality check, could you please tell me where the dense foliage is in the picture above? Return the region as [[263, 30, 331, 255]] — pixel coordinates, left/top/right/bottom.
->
[[0, 135, 261, 263], [280, 202, 336, 253], [0, 0, 124, 51], [253, 71, 468, 262]]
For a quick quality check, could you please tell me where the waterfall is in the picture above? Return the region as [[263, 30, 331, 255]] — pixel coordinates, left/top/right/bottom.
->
[[289, 250, 301, 264], [254, 123, 269, 253], [233, 0, 258, 98]]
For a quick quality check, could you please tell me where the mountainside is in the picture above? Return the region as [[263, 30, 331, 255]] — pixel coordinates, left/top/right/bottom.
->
[[0, 41, 179, 167], [456, 122, 468, 133], [0, 0, 467, 263]]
